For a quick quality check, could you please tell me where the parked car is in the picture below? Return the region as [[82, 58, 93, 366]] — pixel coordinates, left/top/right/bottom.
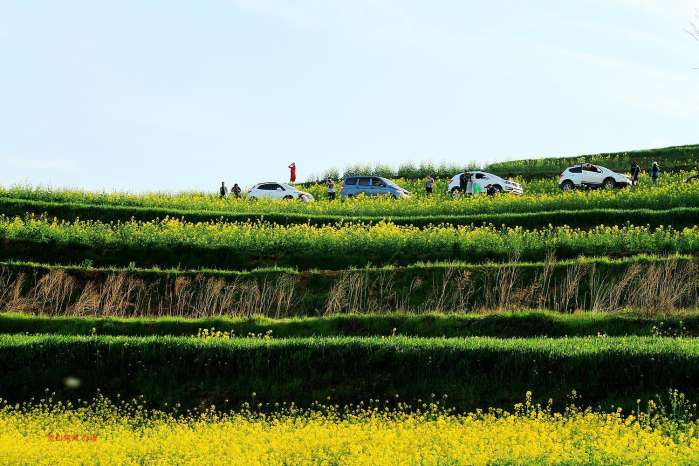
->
[[246, 182, 314, 201], [447, 171, 523, 195], [558, 164, 631, 191], [340, 176, 410, 199]]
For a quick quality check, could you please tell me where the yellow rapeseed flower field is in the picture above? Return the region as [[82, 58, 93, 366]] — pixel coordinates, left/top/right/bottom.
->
[[1, 397, 698, 465]]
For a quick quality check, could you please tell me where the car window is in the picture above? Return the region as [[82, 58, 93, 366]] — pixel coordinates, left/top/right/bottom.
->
[[582, 165, 600, 173], [344, 177, 357, 186], [257, 184, 275, 190], [569, 167, 582, 173], [475, 173, 485, 179], [358, 178, 370, 186], [372, 178, 386, 187]]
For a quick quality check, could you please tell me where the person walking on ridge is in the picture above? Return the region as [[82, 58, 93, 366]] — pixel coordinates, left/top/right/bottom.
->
[[326, 178, 336, 200], [630, 162, 641, 187], [650, 161, 660, 185], [425, 175, 435, 196], [289, 162, 297, 183], [219, 181, 228, 198]]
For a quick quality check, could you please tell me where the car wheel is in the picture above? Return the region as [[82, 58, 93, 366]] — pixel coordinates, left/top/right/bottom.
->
[[450, 187, 461, 197], [603, 177, 615, 189], [560, 180, 574, 191], [492, 185, 503, 194]]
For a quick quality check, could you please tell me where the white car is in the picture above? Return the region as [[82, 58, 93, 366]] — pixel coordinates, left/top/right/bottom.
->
[[447, 171, 523, 195], [558, 164, 631, 191], [246, 182, 314, 201]]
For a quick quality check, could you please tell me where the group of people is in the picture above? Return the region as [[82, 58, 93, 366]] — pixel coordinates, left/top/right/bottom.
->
[[219, 162, 300, 199], [220, 160, 671, 200], [219, 182, 242, 199], [454, 171, 498, 196], [630, 161, 661, 186]]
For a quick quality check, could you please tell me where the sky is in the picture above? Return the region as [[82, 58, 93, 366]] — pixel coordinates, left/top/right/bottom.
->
[[1, 0, 698, 192]]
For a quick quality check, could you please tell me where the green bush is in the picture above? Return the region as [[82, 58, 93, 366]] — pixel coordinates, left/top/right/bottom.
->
[[486, 144, 699, 179], [2, 311, 696, 338], [1, 335, 699, 409]]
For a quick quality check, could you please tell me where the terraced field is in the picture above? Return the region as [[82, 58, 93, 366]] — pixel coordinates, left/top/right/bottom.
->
[[1, 166, 699, 463]]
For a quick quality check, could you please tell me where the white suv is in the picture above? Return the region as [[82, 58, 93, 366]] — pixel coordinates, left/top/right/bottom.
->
[[247, 182, 314, 201], [558, 164, 631, 191]]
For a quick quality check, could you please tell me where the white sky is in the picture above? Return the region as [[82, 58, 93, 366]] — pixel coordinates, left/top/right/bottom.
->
[[1, 0, 698, 191]]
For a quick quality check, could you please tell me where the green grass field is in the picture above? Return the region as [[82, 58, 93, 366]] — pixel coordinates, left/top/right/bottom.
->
[[1, 334, 698, 410], [0, 147, 698, 417]]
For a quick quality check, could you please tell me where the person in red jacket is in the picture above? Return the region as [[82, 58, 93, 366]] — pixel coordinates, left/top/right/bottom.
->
[[288, 162, 297, 183]]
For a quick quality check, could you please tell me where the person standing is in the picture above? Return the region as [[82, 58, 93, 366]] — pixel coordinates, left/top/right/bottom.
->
[[630, 162, 641, 187], [219, 181, 228, 198], [326, 178, 336, 200], [425, 175, 435, 195], [458, 170, 471, 195], [288, 162, 297, 183], [650, 161, 660, 185], [232, 183, 242, 198]]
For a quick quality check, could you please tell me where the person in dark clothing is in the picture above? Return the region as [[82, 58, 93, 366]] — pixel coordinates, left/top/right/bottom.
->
[[486, 184, 498, 196], [425, 175, 434, 195], [219, 181, 227, 198], [630, 162, 641, 186], [231, 183, 242, 198], [458, 171, 471, 195], [326, 178, 336, 200], [650, 161, 660, 184]]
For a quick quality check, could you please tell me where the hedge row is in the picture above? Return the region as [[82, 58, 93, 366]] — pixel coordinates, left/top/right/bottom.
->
[[314, 144, 699, 180], [2, 219, 699, 271], [0, 256, 696, 315], [486, 144, 699, 179], [1, 335, 698, 409], [0, 197, 697, 230], [2, 311, 697, 338]]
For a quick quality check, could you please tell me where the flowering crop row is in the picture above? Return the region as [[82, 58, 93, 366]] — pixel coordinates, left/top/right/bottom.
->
[[0, 217, 697, 270], [1, 393, 698, 465], [1, 172, 696, 218], [2, 197, 697, 231]]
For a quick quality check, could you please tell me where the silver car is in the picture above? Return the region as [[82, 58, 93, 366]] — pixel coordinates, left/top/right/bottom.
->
[[340, 176, 410, 199]]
